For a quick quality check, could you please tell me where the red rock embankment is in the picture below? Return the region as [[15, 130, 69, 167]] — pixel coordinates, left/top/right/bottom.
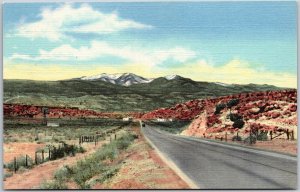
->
[[142, 89, 297, 140], [4, 104, 143, 119]]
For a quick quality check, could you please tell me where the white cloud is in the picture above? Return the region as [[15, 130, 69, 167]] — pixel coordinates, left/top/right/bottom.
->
[[16, 3, 152, 41], [10, 41, 197, 66]]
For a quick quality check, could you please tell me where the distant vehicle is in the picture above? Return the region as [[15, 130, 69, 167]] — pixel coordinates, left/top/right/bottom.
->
[[123, 117, 133, 121], [156, 118, 167, 122]]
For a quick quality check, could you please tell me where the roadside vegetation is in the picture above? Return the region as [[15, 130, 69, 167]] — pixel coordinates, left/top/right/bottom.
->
[[4, 122, 123, 143], [147, 120, 191, 134], [39, 131, 137, 189]]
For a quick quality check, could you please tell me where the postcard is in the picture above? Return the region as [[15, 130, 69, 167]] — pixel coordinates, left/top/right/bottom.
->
[[3, 1, 297, 189]]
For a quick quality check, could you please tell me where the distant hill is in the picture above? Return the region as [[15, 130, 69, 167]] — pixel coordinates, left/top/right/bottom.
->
[[4, 73, 285, 112]]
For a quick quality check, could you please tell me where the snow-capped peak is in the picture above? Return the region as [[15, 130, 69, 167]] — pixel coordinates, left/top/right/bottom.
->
[[81, 73, 123, 80], [164, 75, 180, 80], [214, 82, 232, 87], [80, 73, 154, 86]]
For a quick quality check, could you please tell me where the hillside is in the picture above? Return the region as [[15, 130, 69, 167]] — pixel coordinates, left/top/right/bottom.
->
[[142, 89, 297, 140], [4, 77, 283, 112]]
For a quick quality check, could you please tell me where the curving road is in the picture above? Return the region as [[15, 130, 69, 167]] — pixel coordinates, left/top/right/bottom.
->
[[141, 124, 297, 189]]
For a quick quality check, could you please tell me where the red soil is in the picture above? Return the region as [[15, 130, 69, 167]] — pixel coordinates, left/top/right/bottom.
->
[[3, 143, 46, 163], [4, 104, 143, 119]]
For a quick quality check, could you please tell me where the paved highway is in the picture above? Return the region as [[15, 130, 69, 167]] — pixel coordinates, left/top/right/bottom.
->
[[141, 124, 297, 189]]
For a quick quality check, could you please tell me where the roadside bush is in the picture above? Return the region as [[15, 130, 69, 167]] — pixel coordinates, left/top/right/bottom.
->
[[54, 165, 73, 182], [257, 131, 268, 141], [227, 99, 239, 109], [115, 133, 137, 150], [229, 114, 243, 122], [5, 155, 34, 171], [70, 132, 136, 189], [3, 172, 13, 181], [147, 120, 191, 134], [215, 103, 226, 114], [40, 180, 68, 189], [95, 144, 118, 160], [18, 166, 28, 173], [232, 119, 245, 129], [72, 160, 104, 189], [49, 142, 86, 160], [232, 135, 242, 141], [244, 135, 257, 144], [87, 166, 119, 187]]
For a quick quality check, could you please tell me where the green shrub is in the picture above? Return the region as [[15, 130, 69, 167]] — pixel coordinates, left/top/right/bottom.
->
[[115, 133, 136, 150], [70, 132, 136, 188], [5, 155, 34, 171], [232, 135, 242, 141], [229, 114, 243, 122], [257, 131, 268, 141], [54, 165, 73, 182], [227, 99, 239, 108], [48, 142, 86, 161], [40, 180, 68, 189], [232, 119, 245, 129], [72, 158, 105, 188], [87, 166, 119, 187], [215, 103, 226, 114], [99, 166, 119, 183], [94, 144, 118, 160], [244, 135, 257, 144], [17, 166, 28, 173], [3, 172, 13, 180]]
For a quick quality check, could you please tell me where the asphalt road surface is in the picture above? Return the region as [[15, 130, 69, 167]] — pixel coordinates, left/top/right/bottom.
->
[[141, 124, 297, 189]]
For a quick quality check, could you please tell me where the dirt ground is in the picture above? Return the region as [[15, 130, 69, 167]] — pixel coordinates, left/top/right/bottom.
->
[[252, 139, 297, 155], [92, 126, 189, 189], [3, 140, 106, 189], [3, 142, 46, 163], [211, 138, 297, 156]]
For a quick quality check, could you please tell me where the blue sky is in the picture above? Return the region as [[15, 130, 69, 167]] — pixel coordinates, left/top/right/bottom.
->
[[3, 2, 297, 87]]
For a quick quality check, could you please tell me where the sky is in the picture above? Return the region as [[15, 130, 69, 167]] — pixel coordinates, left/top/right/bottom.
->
[[3, 2, 297, 87]]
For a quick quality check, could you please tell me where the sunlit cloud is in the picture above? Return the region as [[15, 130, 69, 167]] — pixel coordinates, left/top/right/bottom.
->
[[16, 3, 152, 41], [10, 41, 197, 66]]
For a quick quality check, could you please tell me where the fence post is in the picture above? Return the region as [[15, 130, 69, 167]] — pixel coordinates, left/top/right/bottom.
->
[[115, 134, 117, 140], [225, 132, 227, 142], [35, 152, 38, 165], [249, 129, 252, 144], [42, 150, 44, 162], [14, 157, 17, 173], [25, 155, 28, 167], [49, 148, 51, 160], [79, 136, 81, 145], [286, 129, 290, 140], [291, 130, 294, 140], [270, 131, 273, 140]]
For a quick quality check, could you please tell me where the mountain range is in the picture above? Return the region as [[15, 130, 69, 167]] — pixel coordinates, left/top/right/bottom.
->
[[77, 73, 181, 86], [4, 73, 286, 112]]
